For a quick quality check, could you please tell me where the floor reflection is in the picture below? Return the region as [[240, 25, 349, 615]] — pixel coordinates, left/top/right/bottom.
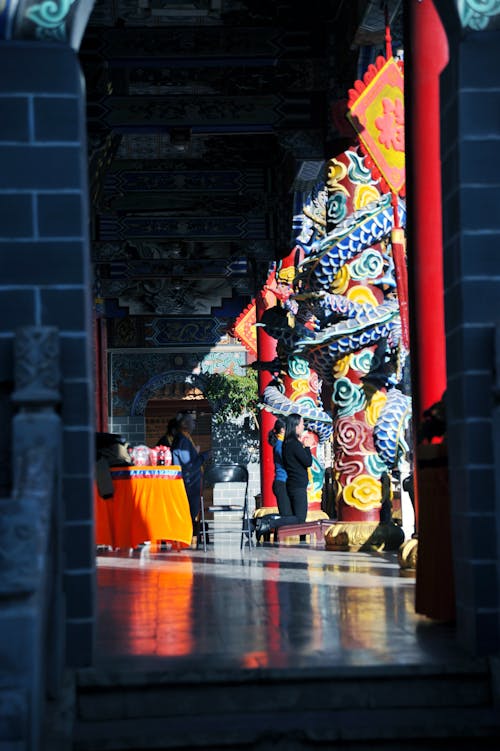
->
[[98, 559, 194, 657], [96, 544, 464, 670]]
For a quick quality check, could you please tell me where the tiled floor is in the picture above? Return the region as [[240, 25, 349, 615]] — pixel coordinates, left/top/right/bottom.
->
[[95, 538, 466, 672]]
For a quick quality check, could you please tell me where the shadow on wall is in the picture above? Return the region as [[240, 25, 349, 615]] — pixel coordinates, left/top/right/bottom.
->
[[211, 416, 259, 465]]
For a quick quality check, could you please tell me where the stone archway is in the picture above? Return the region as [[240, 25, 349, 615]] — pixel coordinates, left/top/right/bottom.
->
[[131, 370, 213, 417], [126, 370, 214, 449]]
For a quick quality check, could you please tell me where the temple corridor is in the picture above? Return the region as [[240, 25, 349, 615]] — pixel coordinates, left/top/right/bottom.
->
[[1, 3, 500, 748]]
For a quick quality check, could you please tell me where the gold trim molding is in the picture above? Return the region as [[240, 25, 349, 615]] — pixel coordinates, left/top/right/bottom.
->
[[398, 537, 418, 577], [324, 521, 404, 552]]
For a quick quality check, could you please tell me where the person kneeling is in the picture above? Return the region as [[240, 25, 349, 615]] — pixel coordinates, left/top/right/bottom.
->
[[255, 413, 313, 543]]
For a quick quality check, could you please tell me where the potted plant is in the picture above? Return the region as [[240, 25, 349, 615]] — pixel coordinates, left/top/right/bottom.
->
[[201, 370, 260, 426]]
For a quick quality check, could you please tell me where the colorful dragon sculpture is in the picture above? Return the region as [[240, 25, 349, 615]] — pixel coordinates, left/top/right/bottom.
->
[[259, 144, 412, 525], [240, 49, 412, 533]]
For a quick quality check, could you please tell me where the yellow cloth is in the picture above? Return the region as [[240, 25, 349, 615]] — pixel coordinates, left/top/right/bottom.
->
[[94, 466, 193, 548]]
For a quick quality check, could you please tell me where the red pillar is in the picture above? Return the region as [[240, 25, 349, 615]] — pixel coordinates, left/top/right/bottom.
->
[[255, 289, 277, 508], [408, 0, 449, 419], [94, 313, 108, 432]]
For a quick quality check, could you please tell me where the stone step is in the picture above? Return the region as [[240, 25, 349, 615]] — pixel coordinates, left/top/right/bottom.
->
[[74, 707, 500, 750], [73, 660, 500, 749], [76, 663, 491, 721]]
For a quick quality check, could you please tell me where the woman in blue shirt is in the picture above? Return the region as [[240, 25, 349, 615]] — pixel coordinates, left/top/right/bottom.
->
[[268, 418, 293, 515], [256, 413, 313, 541]]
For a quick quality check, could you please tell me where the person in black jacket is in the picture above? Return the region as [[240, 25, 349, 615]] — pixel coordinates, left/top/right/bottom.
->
[[255, 413, 314, 542], [156, 417, 178, 448]]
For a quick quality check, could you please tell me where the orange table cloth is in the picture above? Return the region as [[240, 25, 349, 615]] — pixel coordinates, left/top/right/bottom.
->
[[95, 466, 193, 549]]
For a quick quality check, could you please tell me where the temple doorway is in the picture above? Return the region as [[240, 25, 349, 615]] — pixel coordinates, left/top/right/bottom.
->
[[144, 387, 213, 454]]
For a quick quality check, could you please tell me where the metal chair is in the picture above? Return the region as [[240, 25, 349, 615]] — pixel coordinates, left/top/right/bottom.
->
[[198, 464, 253, 551]]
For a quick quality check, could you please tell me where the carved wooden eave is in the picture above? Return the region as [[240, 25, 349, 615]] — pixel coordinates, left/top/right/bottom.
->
[[79, 1, 335, 323]]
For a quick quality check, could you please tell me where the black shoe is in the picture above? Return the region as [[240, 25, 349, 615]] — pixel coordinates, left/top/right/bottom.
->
[[255, 516, 272, 543]]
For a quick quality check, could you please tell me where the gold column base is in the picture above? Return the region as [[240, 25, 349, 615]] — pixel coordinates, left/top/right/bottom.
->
[[324, 521, 405, 552], [253, 506, 279, 519], [398, 537, 418, 577]]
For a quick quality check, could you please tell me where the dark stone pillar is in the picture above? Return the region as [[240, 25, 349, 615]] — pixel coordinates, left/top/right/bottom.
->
[[0, 42, 95, 666], [433, 3, 500, 653]]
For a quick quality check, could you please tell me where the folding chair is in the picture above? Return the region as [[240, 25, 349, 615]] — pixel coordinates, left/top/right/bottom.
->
[[198, 464, 253, 551]]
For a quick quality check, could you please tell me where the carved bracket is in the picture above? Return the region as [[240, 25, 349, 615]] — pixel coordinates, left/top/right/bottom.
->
[[12, 326, 60, 407]]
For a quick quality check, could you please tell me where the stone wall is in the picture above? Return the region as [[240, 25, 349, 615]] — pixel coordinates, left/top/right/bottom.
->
[[212, 418, 261, 510], [108, 415, 145, 446], [435, 4, 500, 653], [0, 43, 95, 668]]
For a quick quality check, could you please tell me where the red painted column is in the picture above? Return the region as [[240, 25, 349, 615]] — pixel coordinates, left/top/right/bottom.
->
[[408, 0, 449, 419], [93, 302, 108, 432], [255, 288, 278, 508], [99, 318, 109, 432]]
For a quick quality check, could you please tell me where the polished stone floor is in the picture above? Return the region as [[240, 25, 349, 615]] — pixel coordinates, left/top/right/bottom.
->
[[95, 538, 466, 672]]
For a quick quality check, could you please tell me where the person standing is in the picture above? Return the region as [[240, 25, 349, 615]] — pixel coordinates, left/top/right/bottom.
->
[[268, 417, 293, 515], [255, 413, 313, 541], [156, 417, 178, 448], [172, 411, 211, 523]]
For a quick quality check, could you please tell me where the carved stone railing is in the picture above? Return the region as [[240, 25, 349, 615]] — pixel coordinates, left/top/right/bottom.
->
[[0, 326, 63, 751]]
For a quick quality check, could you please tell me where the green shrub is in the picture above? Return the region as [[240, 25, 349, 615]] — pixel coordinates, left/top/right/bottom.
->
[[202, 370, 259, 425]]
